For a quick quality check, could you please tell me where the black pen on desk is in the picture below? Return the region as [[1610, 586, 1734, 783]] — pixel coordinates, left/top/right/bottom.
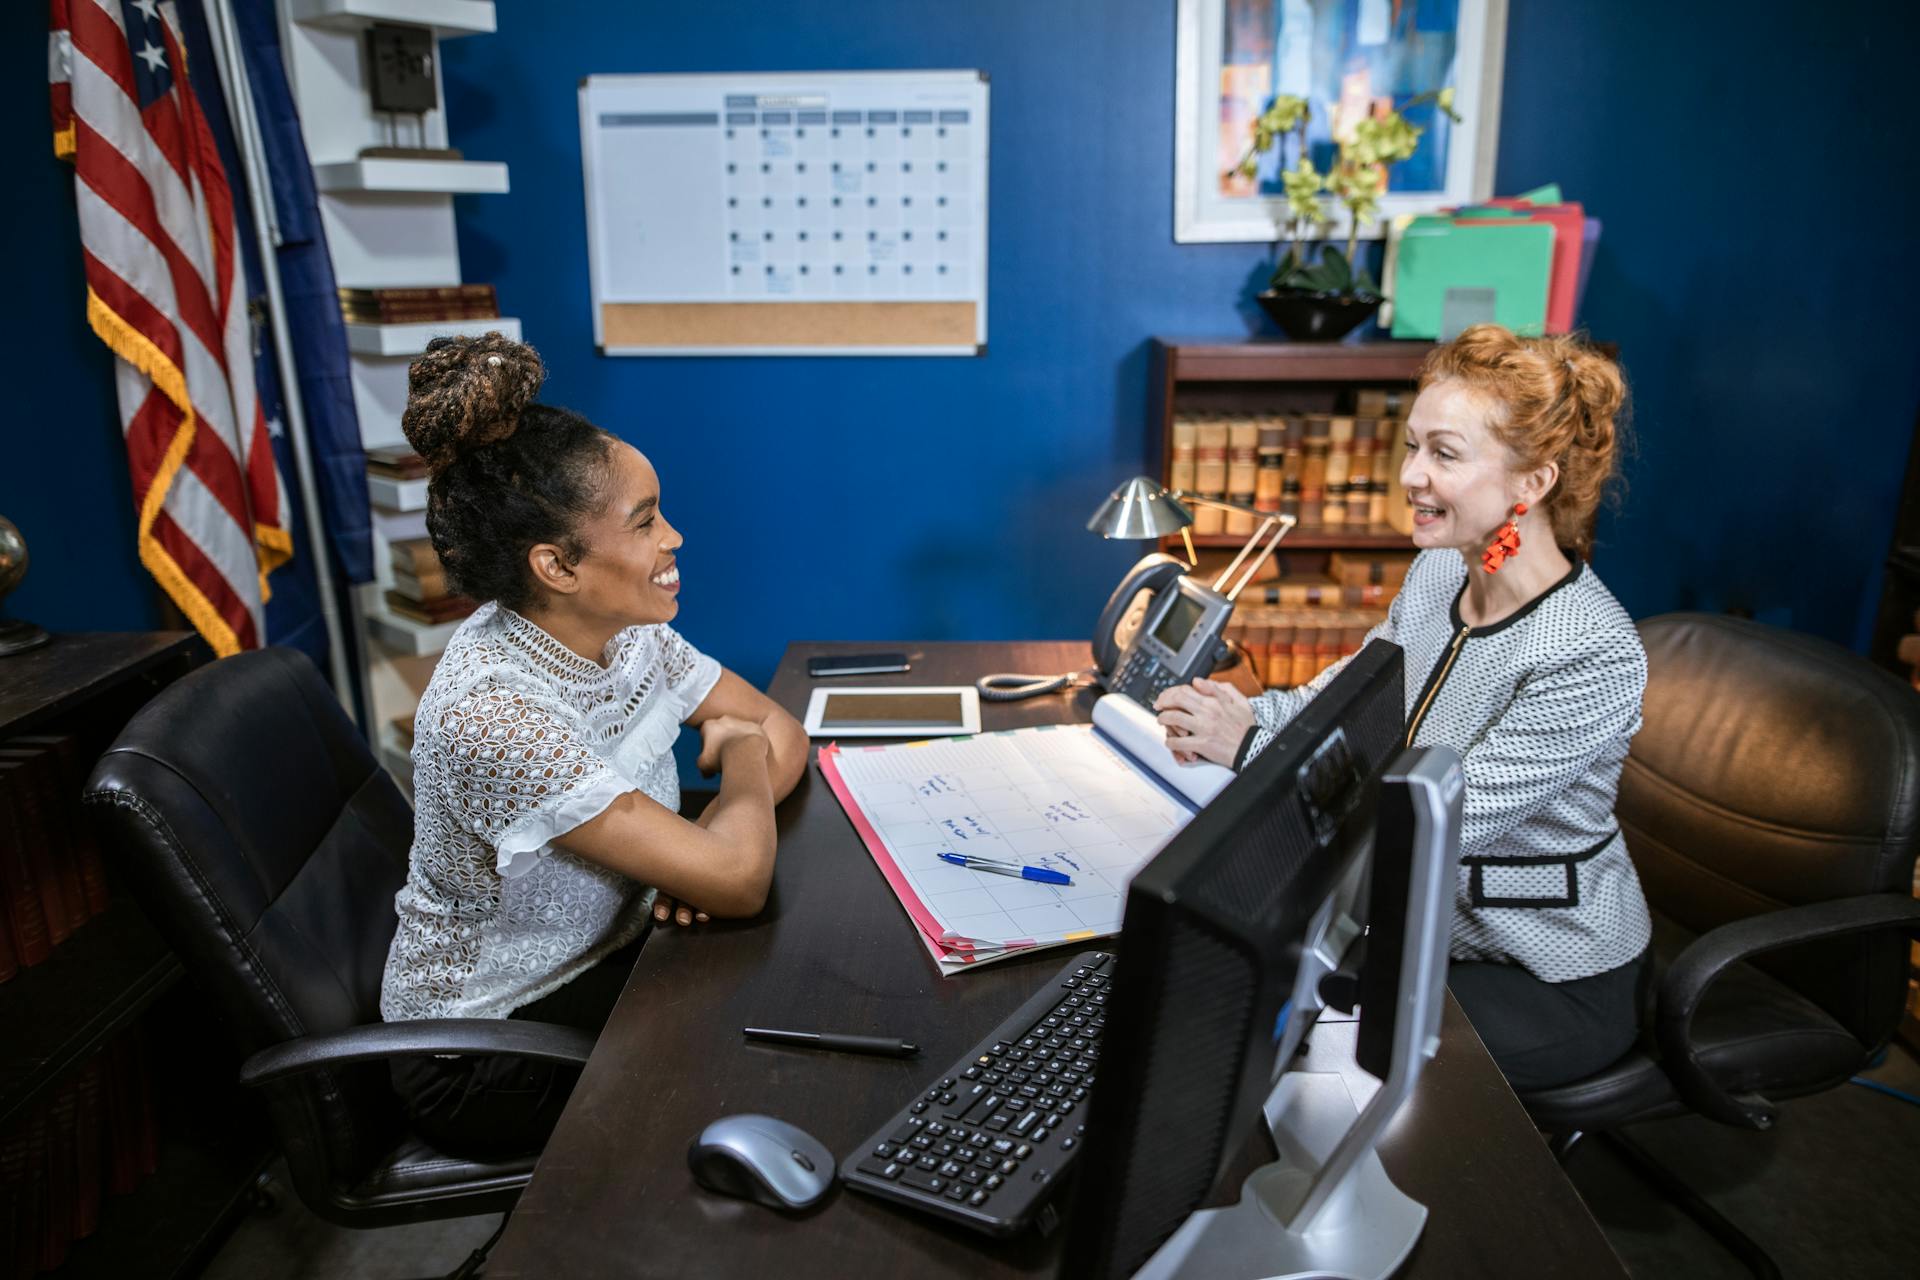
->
[[742, 1027, 920, 1058]]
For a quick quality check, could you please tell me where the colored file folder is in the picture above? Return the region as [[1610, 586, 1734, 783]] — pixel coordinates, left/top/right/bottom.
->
[[1388, 217, 1554, 340], [1479, 199, 1586, 333]]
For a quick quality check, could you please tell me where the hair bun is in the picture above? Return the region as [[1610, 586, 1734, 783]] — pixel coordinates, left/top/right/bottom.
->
[[401, 332, 546, 470]]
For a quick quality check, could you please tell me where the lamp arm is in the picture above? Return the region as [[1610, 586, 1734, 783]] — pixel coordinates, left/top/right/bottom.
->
[[1226, 514, 1298, 601], [1168, 490, 1267, 519], [1168, 490, 1299, 599]]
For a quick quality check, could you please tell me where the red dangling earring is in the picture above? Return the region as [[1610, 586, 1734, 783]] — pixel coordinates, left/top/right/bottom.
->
[[1481, 502, 1528, 574]]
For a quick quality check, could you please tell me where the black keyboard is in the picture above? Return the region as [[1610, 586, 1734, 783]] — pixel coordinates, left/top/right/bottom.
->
[[838, 951, 1112, 1237]]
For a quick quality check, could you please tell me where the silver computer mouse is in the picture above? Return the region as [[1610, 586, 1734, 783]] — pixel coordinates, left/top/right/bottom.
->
[[687, 1114, 836, 1211]]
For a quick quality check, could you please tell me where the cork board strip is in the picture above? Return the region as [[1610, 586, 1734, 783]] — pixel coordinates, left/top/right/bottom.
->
[[601, 301, 977, 349]]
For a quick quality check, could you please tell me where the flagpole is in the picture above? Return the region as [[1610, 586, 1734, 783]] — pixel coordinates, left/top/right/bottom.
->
[[202, 0, 360, 725]]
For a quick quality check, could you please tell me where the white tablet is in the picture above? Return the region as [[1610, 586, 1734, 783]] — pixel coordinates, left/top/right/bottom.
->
[[802, 686, 981, 739]]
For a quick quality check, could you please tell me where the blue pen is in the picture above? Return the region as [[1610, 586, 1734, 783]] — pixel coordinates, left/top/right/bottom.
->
[[937, 852, 1073, 886]]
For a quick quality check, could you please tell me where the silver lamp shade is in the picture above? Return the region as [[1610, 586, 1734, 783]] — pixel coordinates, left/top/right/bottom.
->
[[1085, 477, 1193, 540]]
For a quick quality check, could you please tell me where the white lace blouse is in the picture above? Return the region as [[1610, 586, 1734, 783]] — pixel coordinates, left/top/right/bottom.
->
[[380, 603, 722, 1021]]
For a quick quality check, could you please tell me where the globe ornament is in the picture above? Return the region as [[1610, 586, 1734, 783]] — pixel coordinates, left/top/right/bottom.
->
[[0, 516, 51, 657]]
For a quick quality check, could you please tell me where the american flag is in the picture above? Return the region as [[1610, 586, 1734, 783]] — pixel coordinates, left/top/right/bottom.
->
[[50, 0, 290, 656]]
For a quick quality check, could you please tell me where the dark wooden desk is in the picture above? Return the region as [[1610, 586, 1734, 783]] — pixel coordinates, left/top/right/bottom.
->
[[489, 642, 1625, 1280]]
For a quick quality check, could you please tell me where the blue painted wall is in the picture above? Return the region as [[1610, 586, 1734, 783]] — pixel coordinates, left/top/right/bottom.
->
[[6, 3, 160, 636], [1493, 1, 1920, 643], [12, 1, 1920, 688]]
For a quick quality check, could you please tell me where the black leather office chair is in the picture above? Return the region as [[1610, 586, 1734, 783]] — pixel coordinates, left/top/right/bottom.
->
[[1519, 614, 1920, 1278], [83, 647, 593, 1275]]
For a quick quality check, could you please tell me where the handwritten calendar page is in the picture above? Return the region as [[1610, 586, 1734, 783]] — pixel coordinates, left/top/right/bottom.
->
[[819, 725, 1197, 974], [579, 71, 989, 355]]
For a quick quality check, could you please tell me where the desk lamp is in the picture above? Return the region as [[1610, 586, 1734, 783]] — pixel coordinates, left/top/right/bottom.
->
[[1086, 476, 1297, 602], [976, 481, 1298, 703]]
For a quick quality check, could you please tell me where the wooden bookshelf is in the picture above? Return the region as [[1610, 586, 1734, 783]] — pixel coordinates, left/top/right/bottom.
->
[[0, 632, 266, 1276], [1148, 339, 1430, 692], [0, 901, 178, 1130], [1154, 337, 1435, 384], [1148, 339, 1433, 545], [1185, 525, 1414, 551]]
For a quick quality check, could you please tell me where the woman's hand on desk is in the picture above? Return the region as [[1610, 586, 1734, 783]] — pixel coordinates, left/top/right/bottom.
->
[[1154, 678, 1255, 767]]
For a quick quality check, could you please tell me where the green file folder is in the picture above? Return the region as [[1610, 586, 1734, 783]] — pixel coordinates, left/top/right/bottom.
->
[[1388, 216, 1555, 340]]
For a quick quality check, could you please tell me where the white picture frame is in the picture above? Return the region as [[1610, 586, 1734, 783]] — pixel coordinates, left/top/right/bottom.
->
[[1173, 0, 1509, 244]]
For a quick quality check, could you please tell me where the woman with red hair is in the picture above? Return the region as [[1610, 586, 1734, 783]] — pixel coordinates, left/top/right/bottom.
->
[[1157, 324, 1650, 1091]]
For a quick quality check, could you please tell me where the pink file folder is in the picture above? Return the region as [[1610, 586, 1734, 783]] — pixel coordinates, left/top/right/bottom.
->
[[1481, 199, 1586, 334]]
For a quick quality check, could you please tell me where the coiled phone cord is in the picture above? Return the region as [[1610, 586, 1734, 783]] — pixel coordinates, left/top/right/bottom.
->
[[975, 668, 1100, 702]]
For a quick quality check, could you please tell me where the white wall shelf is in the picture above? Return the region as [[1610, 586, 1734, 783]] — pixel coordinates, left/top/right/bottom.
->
[[346, 315, 521, 356], [289, 0, 496, 38], [367, 604, 466, 656], [282, 0, 511, 724], [367, 473, 428, 512], [314, 158, 509, 194], [377, 729, 415, 793]]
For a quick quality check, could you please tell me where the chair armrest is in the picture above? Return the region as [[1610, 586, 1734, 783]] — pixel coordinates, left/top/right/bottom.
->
[[1657, 891, 1920, 1130], [239, 1018, 596, 1089]]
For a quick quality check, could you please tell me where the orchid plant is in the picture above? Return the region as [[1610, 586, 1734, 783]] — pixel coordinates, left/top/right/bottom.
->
[[1233, 87, 1461, 299]]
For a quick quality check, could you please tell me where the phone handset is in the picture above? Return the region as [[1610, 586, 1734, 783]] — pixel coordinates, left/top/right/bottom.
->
[[976, 553, 1190, 702], [1090, 553, 1186, 678]]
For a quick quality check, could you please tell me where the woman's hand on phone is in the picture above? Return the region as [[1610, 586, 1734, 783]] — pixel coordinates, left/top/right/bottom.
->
[[1153, 678, 1255, 767]]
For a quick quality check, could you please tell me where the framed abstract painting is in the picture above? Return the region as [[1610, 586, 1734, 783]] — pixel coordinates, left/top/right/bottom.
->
[[1174, 0, 1508, 242]]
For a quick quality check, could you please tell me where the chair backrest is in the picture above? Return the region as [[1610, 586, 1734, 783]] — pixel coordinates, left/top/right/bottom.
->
[[84, 647, 415, 1189], [1619, 613, 1920, 1048]]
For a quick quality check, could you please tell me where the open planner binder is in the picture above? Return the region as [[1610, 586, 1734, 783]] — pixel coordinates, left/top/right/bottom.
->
[[818, 696, 1234, 974]]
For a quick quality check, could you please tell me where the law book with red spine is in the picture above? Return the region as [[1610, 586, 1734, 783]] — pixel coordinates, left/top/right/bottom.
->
[[3, 740, 103, 928], [0, 757, 77, 948], [40, 1082, 81, 1273], [0, 764, 54, 968], [0, 910, 15, 983], [8, 736, 113, 919], [71, 1058, 105, 1242]]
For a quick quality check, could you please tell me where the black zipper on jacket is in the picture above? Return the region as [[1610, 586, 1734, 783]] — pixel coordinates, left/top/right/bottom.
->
[[1404, 618, 1471, 749]]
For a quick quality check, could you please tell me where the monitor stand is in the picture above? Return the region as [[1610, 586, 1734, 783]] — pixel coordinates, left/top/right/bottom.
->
[[1133, 746, 1464, 1280]]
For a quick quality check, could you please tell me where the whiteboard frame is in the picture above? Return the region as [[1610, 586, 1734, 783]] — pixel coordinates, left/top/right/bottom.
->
[[579, 69, 990, 357]]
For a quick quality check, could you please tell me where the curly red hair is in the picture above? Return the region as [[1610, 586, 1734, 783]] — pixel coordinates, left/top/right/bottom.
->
[[1417, 325, 1629, 558]]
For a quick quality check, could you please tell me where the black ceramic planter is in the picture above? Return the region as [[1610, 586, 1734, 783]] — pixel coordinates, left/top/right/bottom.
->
[[1257, 290, 1382, 342]]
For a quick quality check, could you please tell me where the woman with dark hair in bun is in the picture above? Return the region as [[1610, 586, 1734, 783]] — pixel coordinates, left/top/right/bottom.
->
[[378, 332, 807, 1157], [1156, 325, 1652, 1092]]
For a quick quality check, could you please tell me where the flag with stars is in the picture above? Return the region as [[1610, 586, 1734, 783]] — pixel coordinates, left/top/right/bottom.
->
[[49, 0, 291, 656]]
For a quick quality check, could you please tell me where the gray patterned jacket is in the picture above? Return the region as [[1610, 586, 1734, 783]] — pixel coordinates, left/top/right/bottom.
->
[[1241, 550, 1653, 983]]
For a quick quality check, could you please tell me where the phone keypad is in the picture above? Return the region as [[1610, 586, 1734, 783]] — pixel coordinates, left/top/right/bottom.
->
[[1114, 651, 1180, 705]]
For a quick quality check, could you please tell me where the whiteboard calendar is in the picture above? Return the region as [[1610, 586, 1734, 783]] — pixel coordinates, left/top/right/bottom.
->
[[579, 71, 990, 356]]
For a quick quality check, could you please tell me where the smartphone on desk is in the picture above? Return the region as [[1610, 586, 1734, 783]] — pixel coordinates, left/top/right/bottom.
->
[[807, 652, 912, 678]]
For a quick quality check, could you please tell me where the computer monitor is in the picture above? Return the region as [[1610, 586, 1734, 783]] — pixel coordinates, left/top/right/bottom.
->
[[1061, 639, 1410, 1280]]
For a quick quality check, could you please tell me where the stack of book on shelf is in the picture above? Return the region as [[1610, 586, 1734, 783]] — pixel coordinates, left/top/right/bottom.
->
[[339, 284, 499, 325], [366, 445, 429, 485], [1167, 390, 1417, 537], [385, 537, 476, 628], [1219, 552, 1417, 691], [0, 1024, 160, 1274], [0, 735, 114, 983]]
